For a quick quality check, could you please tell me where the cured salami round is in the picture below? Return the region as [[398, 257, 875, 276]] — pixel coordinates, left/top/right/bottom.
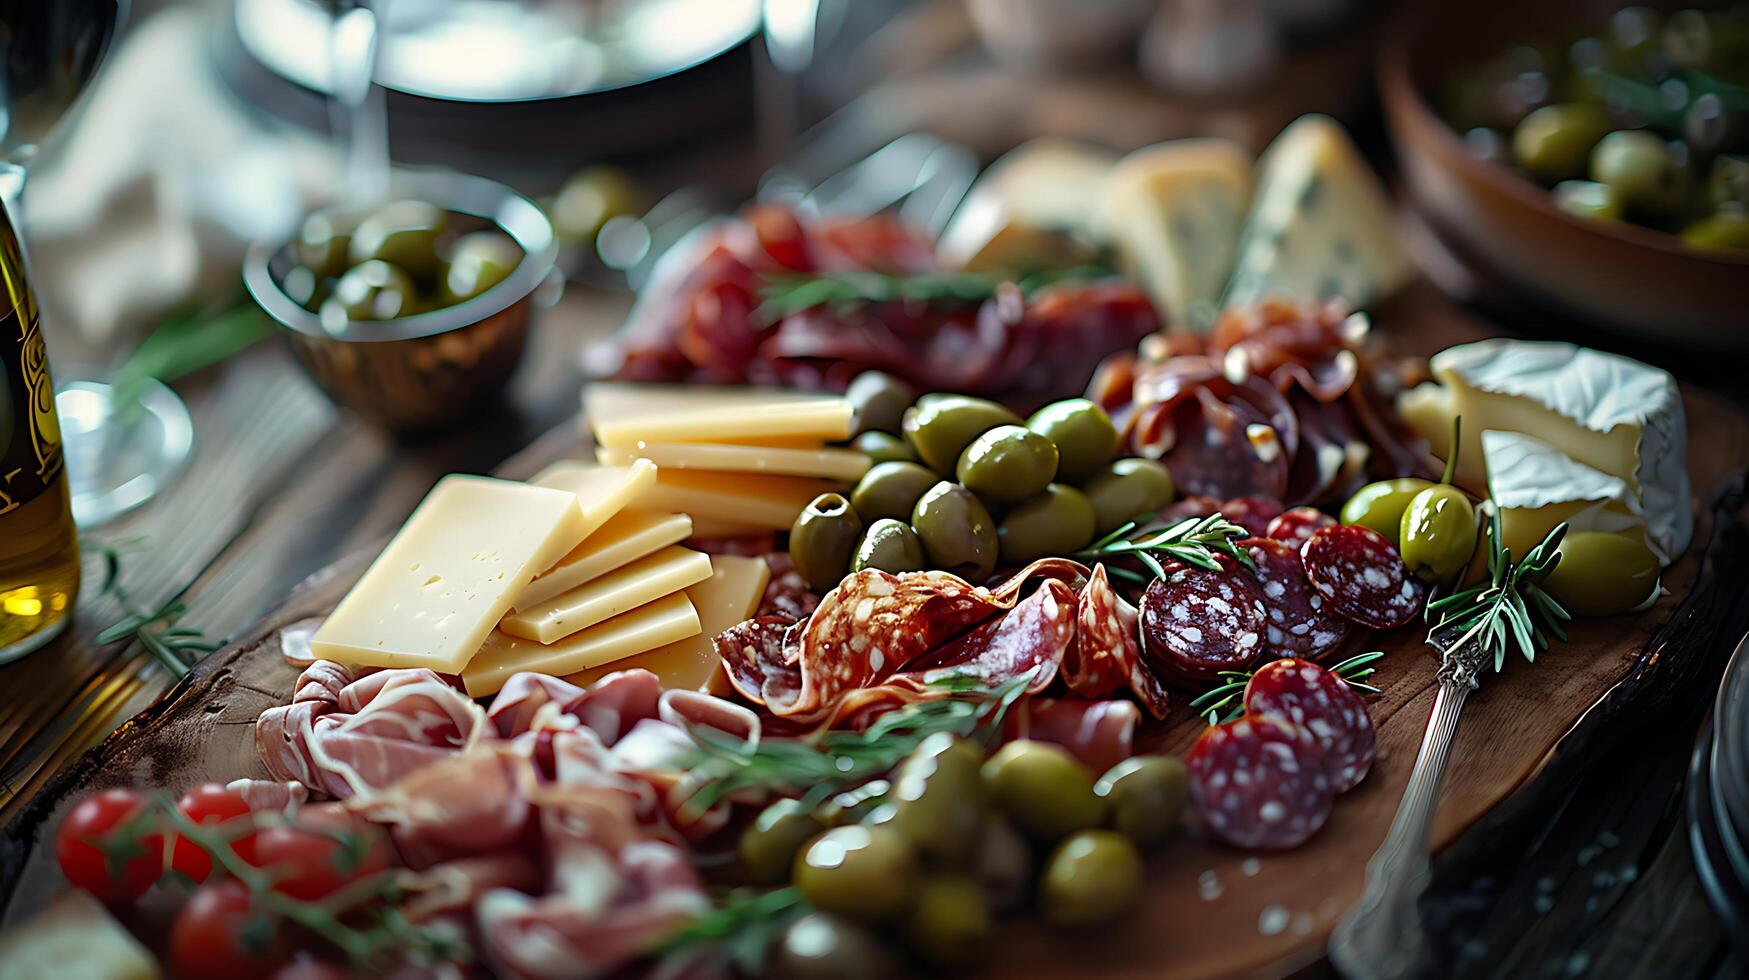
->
[[1243, 658, 1376, 792], [1139, 560, 1269, 685], [1299, 524, 1425, 630], [1265, 506, 1336, 547], [1187, 714, 1333, 850], [1241, 538, 1351, 662], [1218, 496, 1284, 538]]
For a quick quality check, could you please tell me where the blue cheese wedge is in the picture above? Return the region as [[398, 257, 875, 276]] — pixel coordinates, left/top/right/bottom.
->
[[1401, 339, 1692, 562], [936, 138, 1117, 272], [1105, 138, 1253, 328], [1221, 115, 1411, 310]]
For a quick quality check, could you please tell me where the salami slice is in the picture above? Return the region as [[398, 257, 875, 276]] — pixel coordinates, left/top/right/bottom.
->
[[1241, 538, 1351, 662], [1299, 524, 1425, 630], [1139, 560, 1269, 685], [1218, 496, 1284, 537], [1187, 714, 1333, 850], [1265, 507, 1336, 547], [1069, 565, 1171, 719], [1243, 658, 1375, 792]]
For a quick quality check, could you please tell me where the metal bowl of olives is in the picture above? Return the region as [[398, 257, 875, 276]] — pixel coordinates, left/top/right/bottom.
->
[[1381, 0, 1749, 347], [243, 169, 559, 433]]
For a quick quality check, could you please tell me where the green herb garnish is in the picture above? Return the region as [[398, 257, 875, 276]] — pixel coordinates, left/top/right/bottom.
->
[[1187, 651, 1385, 726], [755, 265, 1114, 322], [94, 545, 222, 678], [1424, 513, 1570, 672], [1074, 512, 1254, 585], [650, 887, 809, 974]]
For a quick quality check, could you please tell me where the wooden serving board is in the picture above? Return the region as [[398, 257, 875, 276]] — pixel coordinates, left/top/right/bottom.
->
[[3, 289, 1748, 978]]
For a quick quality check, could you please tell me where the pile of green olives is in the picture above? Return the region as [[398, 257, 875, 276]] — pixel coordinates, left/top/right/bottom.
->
[[1444, 6, 1749, 250], [1341, 419, 1479, 585], [281, 199, 525, 326], [740, 736, 1188, 976], [790, 371, 1177, 591]]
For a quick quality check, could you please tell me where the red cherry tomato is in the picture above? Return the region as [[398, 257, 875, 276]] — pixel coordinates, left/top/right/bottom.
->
[[251, 810, 392, 901], [172, 784, 257, 882], [55, 789, 163, 904], [169, 879, 284, 980]]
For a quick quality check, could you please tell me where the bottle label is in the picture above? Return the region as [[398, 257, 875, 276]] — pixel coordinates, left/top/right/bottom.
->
[[0, 301, 61, 517]]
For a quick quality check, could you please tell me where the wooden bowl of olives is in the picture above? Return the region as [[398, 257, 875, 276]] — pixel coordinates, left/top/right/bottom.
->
[[1381, 0, 1749, 346], [243, 170, 558, 433]]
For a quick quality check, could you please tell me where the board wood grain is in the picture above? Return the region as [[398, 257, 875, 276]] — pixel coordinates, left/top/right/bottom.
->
[[3, 289, 1746, 978]]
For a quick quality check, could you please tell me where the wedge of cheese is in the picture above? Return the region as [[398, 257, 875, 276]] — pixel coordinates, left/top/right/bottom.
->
[[529, 458, 657, 541], [311, 476, 586, 672], [501, 546, 714, 643], [937, 139, 1116, 272], [587, 383, 854, 448], [596, 440, 871, 482], [1481, 429, 1658, 559], [644, 469, 841, 530], [567, 554, 771, 692], [1222, 115, 1411, 310], [514, 510, 694, 610], [463, 592, 701, 697], [1404, 339, 1692, 561], [1105, 138, 1253, 328]]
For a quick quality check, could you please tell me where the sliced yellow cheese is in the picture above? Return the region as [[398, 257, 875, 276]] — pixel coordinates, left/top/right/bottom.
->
[[567, 554, 770, 692], [463, 592, 701, 697], [312, 475, 586, 672], [587, 382, 854, 449], [596, 441, 870, 482], [688, 516, 774, 539], [513, 510, 694, 610], [528, 459, 658, 543], [501, 546, 714, 643], [644, 469, 839, 530]]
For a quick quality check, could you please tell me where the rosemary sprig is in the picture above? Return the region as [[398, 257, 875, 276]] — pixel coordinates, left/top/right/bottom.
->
[[754, 265, 1114, 322], [1187, 651, 1386, 726], [93, 545, 222, 678], [1073, 512, 1254, 582], [679, 670, 1034, 812], [650, 887, 809, 974], [1424, 513, 1570, 672], [111, 300, 271, 412]]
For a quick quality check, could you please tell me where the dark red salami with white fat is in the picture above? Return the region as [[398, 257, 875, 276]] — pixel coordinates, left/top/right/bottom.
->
[[1241, 538, 1351, 662], [1139, 559, 1269, 685], [1265, 506, 1336, 547], [1299, 524, 1425, 630], [1243, 658, 1375, 792], [1187, 714, 1333, 850], [1218, 496, 1284, 537]]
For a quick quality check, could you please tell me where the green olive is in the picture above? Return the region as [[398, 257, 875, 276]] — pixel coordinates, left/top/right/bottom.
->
[[814, 779, 890, 827], [294, 211, 360, 278], [280, 266, 333, 311], [771, 912, 899, 980], [1662, 8, 1717, 71], [851, 430, 916, 464], [1608, 6, 1664, 64], [1552, 179, 1625, 221], [903, 395, 1020, 475], [551, 165, 644, 245], [1398, 485, 1480, 584], [1081, 458, 1176, 534], [1026, 398, 1120, 483], [851, 519, 927, 575], [790, 493, 863, 593], [875, 733, 987, 863], [321, 260, 419, 323], [793, 825, 919, 922], [1340, 478, 1435, 547], [1544, 531, 1661, 617], [348, 200, 448, 281], [1590, 130, 1690, 216], [1684, 93, 1749, 161], [1709, 154, 1749, 210], [739, 798, 824, 885], [911, 482, 998, 581], [1513, 104, 1613, 184], [443, 231, 521, 303], [849, 461, 938, 523], [1681, 211, 1749, 251], [902, 876, 992, 967], [974, 815, 1033, 913], [1039, 830, 1144, 927], [844, 371, 916, 437], [1094, 756, 1188, 847], [997, 484, 1097, 564], [956, 425, 1059, 504], [982, 740, 1105, 842]]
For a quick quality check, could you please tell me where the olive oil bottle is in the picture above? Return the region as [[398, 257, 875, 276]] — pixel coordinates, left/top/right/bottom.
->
[[0, 199, 77, 663]]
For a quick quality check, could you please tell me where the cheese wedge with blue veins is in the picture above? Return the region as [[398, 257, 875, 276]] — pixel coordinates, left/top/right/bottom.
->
[[1480, 429, 1662, 561], [937, 138, 1117, 272], [1221, 115, 1411, 310], [1105, 138, 1253, 328], [1398, 339, 1691, 562]]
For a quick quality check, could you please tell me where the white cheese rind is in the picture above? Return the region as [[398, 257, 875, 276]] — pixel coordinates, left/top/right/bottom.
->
[[1481, 429, 1659, 561]]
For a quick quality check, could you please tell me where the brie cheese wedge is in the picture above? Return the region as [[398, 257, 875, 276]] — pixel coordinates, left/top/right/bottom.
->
[[1481, 429, 1663, 562]]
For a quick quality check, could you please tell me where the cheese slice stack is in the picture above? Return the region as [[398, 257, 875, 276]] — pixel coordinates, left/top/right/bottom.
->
[[1105, 138, 1253, 328], [1400, 339, 1692, 562], [585, 382, 864, 534]]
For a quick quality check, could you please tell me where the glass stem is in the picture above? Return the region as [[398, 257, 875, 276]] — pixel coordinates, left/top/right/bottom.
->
[[330, 0, 391, 205]]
